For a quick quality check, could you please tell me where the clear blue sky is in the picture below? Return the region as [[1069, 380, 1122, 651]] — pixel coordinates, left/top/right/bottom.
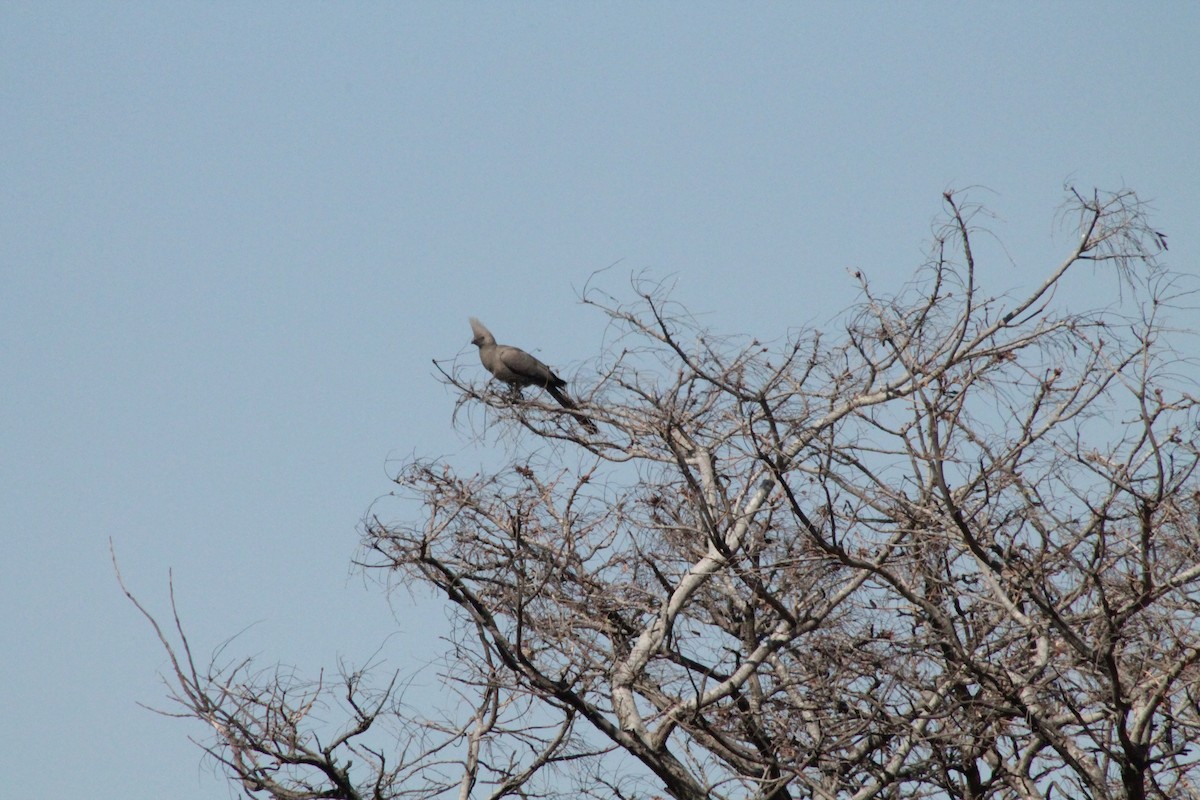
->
[[3, 4, 1197, 798]]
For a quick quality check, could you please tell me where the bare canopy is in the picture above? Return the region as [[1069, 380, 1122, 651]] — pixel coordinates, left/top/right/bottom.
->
[[123, 190, 1200, 800]]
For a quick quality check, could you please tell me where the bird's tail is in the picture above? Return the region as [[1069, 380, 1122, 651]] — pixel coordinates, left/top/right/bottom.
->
[[547, 386, 598, 434]]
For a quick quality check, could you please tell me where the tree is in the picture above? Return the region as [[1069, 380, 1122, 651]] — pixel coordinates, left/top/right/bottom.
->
[[122, 188, 1200, 800]]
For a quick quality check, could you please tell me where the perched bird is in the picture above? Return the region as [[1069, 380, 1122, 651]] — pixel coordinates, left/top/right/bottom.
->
[[469, 317, 597, 433]]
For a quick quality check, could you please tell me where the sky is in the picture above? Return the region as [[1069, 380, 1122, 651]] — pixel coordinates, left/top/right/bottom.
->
[[2, 4, 1198, 798]]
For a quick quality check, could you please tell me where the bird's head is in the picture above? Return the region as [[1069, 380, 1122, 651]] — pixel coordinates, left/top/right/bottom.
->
[[468, 317, 495, 348]]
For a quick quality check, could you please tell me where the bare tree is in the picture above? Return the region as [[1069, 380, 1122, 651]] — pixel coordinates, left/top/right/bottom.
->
[[125, 188, 1200, 800]]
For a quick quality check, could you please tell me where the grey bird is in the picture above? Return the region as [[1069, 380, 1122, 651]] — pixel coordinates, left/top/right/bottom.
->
[[469, 317, 597, 434]]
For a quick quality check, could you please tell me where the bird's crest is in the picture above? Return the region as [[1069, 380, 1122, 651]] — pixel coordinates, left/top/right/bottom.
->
[[469, 317, 495, 346]]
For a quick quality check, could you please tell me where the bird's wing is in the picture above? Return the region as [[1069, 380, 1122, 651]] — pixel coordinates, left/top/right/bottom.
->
[[497, 345, 561, 387]]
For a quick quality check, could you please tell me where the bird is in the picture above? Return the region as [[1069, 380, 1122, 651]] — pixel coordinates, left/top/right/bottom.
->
[[468, 317, 597, 433]]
